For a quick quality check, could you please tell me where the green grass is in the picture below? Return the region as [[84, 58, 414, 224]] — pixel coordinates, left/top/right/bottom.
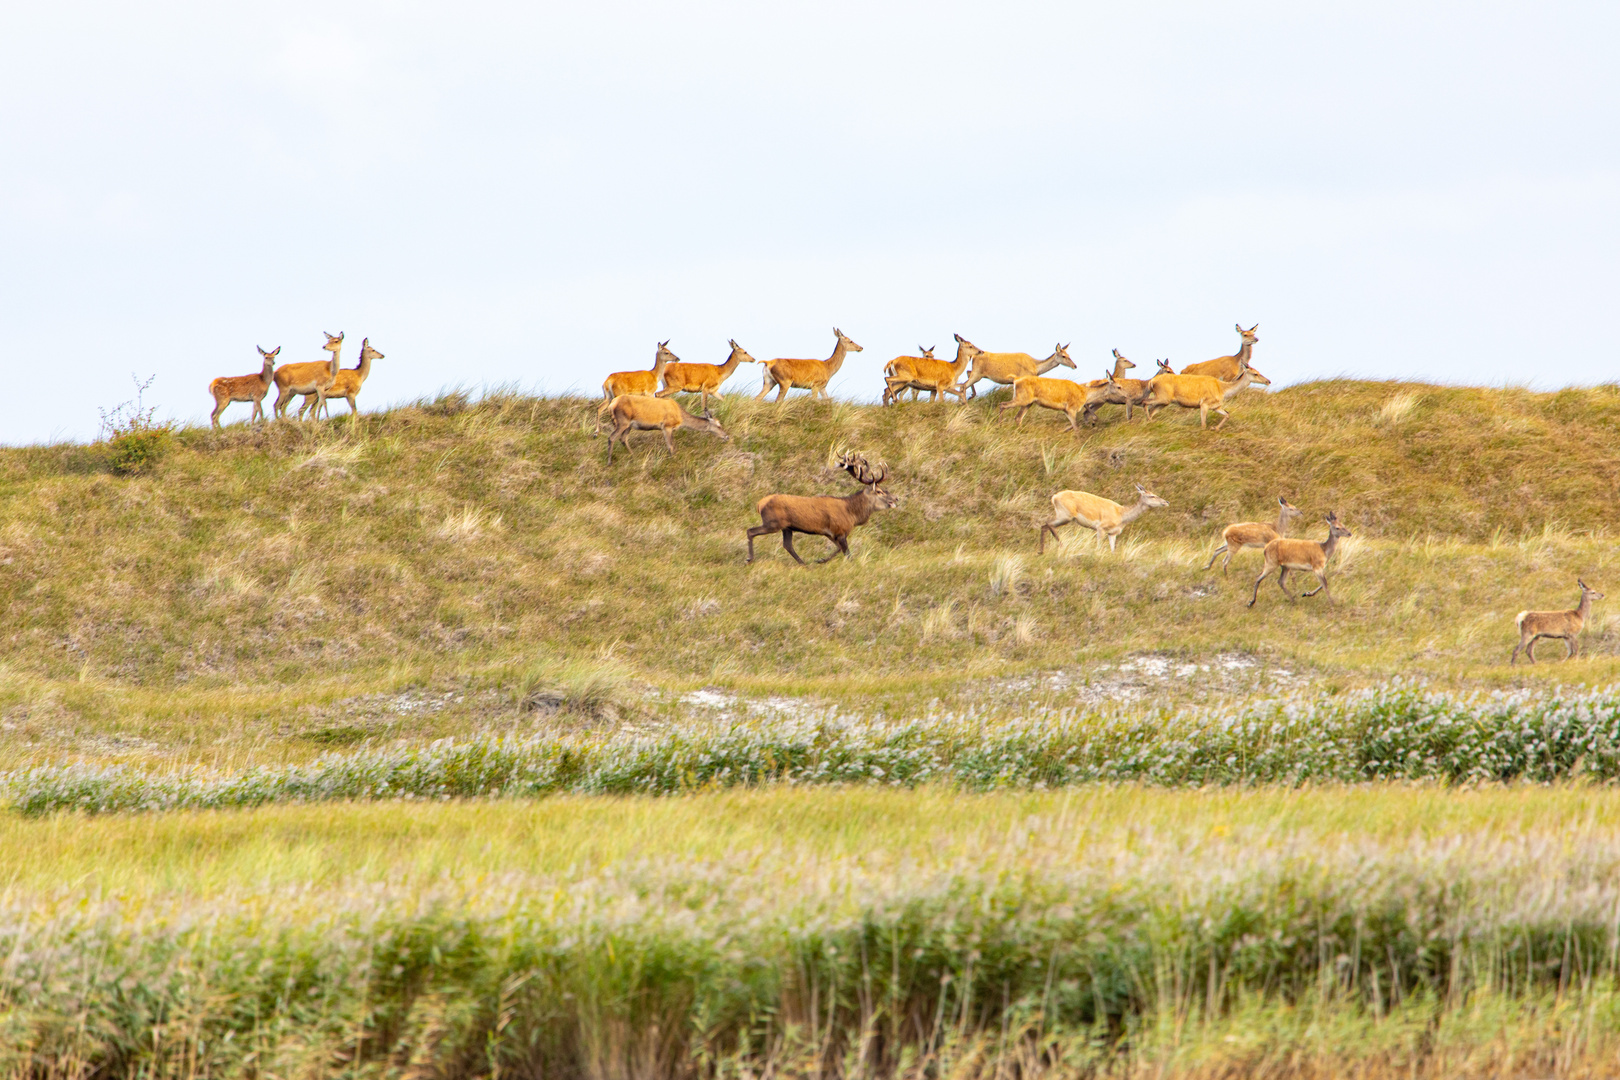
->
[[4, 787, 1620, 1078], [5, 382, 1620, 769]]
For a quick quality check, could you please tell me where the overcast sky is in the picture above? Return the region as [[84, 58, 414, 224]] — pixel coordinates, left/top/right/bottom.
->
[[2, 1, 1616, 443]]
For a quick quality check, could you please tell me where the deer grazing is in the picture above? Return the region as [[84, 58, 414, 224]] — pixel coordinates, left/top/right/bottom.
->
[[1248, 512, 1352, 607], [1181, 324, 1259, 380], [657, 339, 757, 412], [1000, 376, 1095, 432], [1038, 484, 1168, 554], [746, 451, 898, 564], [301, 337, 382, 419], [208, 346, 279, 428], [960, 343, 1075, 399], [602, 340, 678, 405], [882, 336, 982, 404], [1511, 580, 1605, 664], [603, 395, 730, 463], [273, 332, 343, 420], [756, 328, 863, 401], [1140, 361, 1271, 430], [1203, 496, 1306, 574], [1079, 353, 1174, 425]]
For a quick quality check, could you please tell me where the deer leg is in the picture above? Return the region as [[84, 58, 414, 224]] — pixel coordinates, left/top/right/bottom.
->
[[1065, 409, 1080, 433], [1212, 407, 1231, 431], [1510, 638, 1524, 665], [251, 398, 266, 423], [210, 401, 226, 429], [663, 427, 677, 455], [1566, 636, 1578, 660], [745, 524, 775, 564], [1202, 544, 1228, 572], [1038, 521, 1066, 554], [1525, 637, 1539, 663], [1303, 573, 1330, 600], [755, 377, 773, 401], [1249, 565, 1274, 607], [1199, 403, 1209, 429], [781, 530, 807, 565], [1102, 528, 1114, 552], [816, 534, 846, 564], [1277, 568, 1293, 598], [654, 386, 676, 398]]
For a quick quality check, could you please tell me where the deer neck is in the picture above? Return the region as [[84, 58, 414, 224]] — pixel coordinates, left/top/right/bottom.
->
[[354, 349, 374, 384], [1120, 497, 1152, 526], [1111, 356, 1132, 379], [1576, 591, 1593, 624], [652, 353, 670, 378], [1034, 352, 1066, 376], [951, 348, 975, 379], [260, 357, 275, 387], [328, 343, 342, 377], [1235, 338, 1253, 365], [716, 349, 745, 379], [823, 339, 849, 377], [1320, 530, 1342, 560], [846, 488, 877, 525], [1220, 371, 1252, 400], [1275, 506, 1293, 536]]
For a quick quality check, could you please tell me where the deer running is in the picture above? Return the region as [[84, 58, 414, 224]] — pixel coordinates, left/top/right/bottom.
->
[[1248, 512, 1352, 607], [1080, 353, 1174, 425], [882, 336, 983, 404], [1038, 484, 1168, 553], [657, 339, 757, 412], [1000, 376, 1095, 432], [301, 337, 382, 419], [1140, 361, 1271, 430], [603, 395, 730, 463], [1510, 580, 1605, 664], [1181, 324, 1259, 380], [746, 451, 898, 564], [208, 346, 279, 428], [273, 332, 343, 420], [960, 343, 1075, 399], [756, 328, 863, 401], [1203, 496, 1306, 574]]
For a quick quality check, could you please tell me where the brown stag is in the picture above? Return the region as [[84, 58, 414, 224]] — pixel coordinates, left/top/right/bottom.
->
[[746, 451, 898, 564]]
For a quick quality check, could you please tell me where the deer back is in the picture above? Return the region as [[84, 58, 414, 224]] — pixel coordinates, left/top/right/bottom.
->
[[1053, 489, 1126, 530], [1264, 536, 1328, 572]]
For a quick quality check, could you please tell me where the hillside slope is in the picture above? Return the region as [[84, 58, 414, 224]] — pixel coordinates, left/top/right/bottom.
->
[[2, 380, 1619, 765]]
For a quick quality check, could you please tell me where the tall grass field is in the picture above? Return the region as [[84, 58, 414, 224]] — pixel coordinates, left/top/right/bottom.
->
[[6, 381, 1620, 1075]]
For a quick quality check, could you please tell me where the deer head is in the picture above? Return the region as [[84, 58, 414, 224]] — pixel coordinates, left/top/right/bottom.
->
[[1236, 323, 1259, 344], [1156, 359, 1173, 374], [359, 338, 383, 363], [1579, 579, 1606, 601], [1243, 365, 1272, 387], [1111, 348, 1136, 371], [257, 345, 280, 362], [655, 340, 679, 365], [1279, 496, 1304, 521], [1134, 483, 1169, 510], [1053, 343, 1076, 369], [727, 339, 757, 364], [1325, 512, 1351, 540], [323, 332, 343, 353], [836, 451, 898, 508], [919, 345, 936, 358], [834, 328, 864, 353]]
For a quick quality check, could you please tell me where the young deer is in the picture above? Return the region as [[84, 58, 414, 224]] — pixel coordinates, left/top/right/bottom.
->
[[746, 452, 898, 564], [756, 328, 863, 401], [1000, 376, 1094, 432], [960, 343, 1075, 400], [1181, 324, 1259, 380], [1140, 362, 1271, 430], [657, 339, 757, 412], [602, 340, 677, 404], [1248, 512, 1352, 607], [273, 332, 343, 420], [1203, 496, 1306, 574], [603, 395, 730, 463], [301, 337, 382, 419], [1511, 580, 1605, 664], [208, 346, 279, 428], [1080, 354, 1174, 424], [1038, 484, 1168, 554], [883, 340, 981, 405]]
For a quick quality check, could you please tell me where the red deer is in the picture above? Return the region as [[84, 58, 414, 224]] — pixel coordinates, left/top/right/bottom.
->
[[756, 328, 863, 401], [1038, 484, 1168, 554], [1181, 324, 1259, 380], [1140, 362, 1271, 430], [603, 395, 730, 464], [1000, 376, 1095, 432], [602, 340, 678, 406], [1203, 497, 1306, 574], [960, 343, 1075, 399], [272, 332, 343, 420], [208, 346, 278, 428], [882, 338, 982, 405], [746, 452, 898, 564], [1080, 354, 1174, 425], [1248, 513, 1352, 607], [1511, 580, 1605, 664], [301, 337, 382, 419], [657, 339, 757, 412]]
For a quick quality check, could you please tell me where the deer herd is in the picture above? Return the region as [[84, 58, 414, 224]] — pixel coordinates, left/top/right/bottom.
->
[[205, 323, 1602, 662]]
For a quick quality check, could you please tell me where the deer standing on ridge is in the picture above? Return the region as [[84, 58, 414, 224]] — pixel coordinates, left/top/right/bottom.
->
[[603, 395, 730, 463], [1079, 353, 1174, 425], [960, 343, 1075, 399], [300, 337, 382, 419], [883, 339, 984, 405], [746, 452, 898, 564], [756, 328, 863, 401], [657, 340, 757, 412], [1140, 360, 1271, 430], [1181, 324, 1259, 380], [1511, 580, 1605, 664], [1038, 484, 1168, 554], [602, 341, 677, 405], [273, 332, 343, 420], [208, 346, 279, 428], [1248, 513, 1352, 607], [1203, 497, 1306, 574]]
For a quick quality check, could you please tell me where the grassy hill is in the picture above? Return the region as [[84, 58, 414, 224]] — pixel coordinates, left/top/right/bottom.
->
[[3, 379, 1620, 768]]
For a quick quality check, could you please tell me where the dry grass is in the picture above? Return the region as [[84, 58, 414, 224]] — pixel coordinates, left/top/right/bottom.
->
[[5, 382, 1620, 767]]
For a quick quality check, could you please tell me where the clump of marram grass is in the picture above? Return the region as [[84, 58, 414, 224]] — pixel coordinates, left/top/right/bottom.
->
[[1377, 389, 1423, 426], [988, 553, 1025, 596], [512, 656, 631, 722]]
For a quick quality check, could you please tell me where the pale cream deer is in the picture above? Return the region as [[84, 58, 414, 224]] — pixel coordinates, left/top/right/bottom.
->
[[208, 346, 279, 428], [1140, 362, 1271, 430], [273, 332, 343, 420], [1203, 497, 1306, 574], [1038, 484, 1168, 554], [1248, 512, 1352, 607], [603, 395, 730, 463], [746, 452, 898, 564], [1511, 580, 1605, 664], [300, 337, 382, 419], [756, 328, 863, 401], [960, 343, 1075, 399], [657, 339, 757, 412], [1181, 324, 1259, 380]]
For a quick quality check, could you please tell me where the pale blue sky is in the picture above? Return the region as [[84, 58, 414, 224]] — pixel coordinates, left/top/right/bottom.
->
[[2, 1, 1616, 443]]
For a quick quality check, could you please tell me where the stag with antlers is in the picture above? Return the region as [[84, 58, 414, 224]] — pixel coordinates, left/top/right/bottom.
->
[[746, 452, 898, 564]]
